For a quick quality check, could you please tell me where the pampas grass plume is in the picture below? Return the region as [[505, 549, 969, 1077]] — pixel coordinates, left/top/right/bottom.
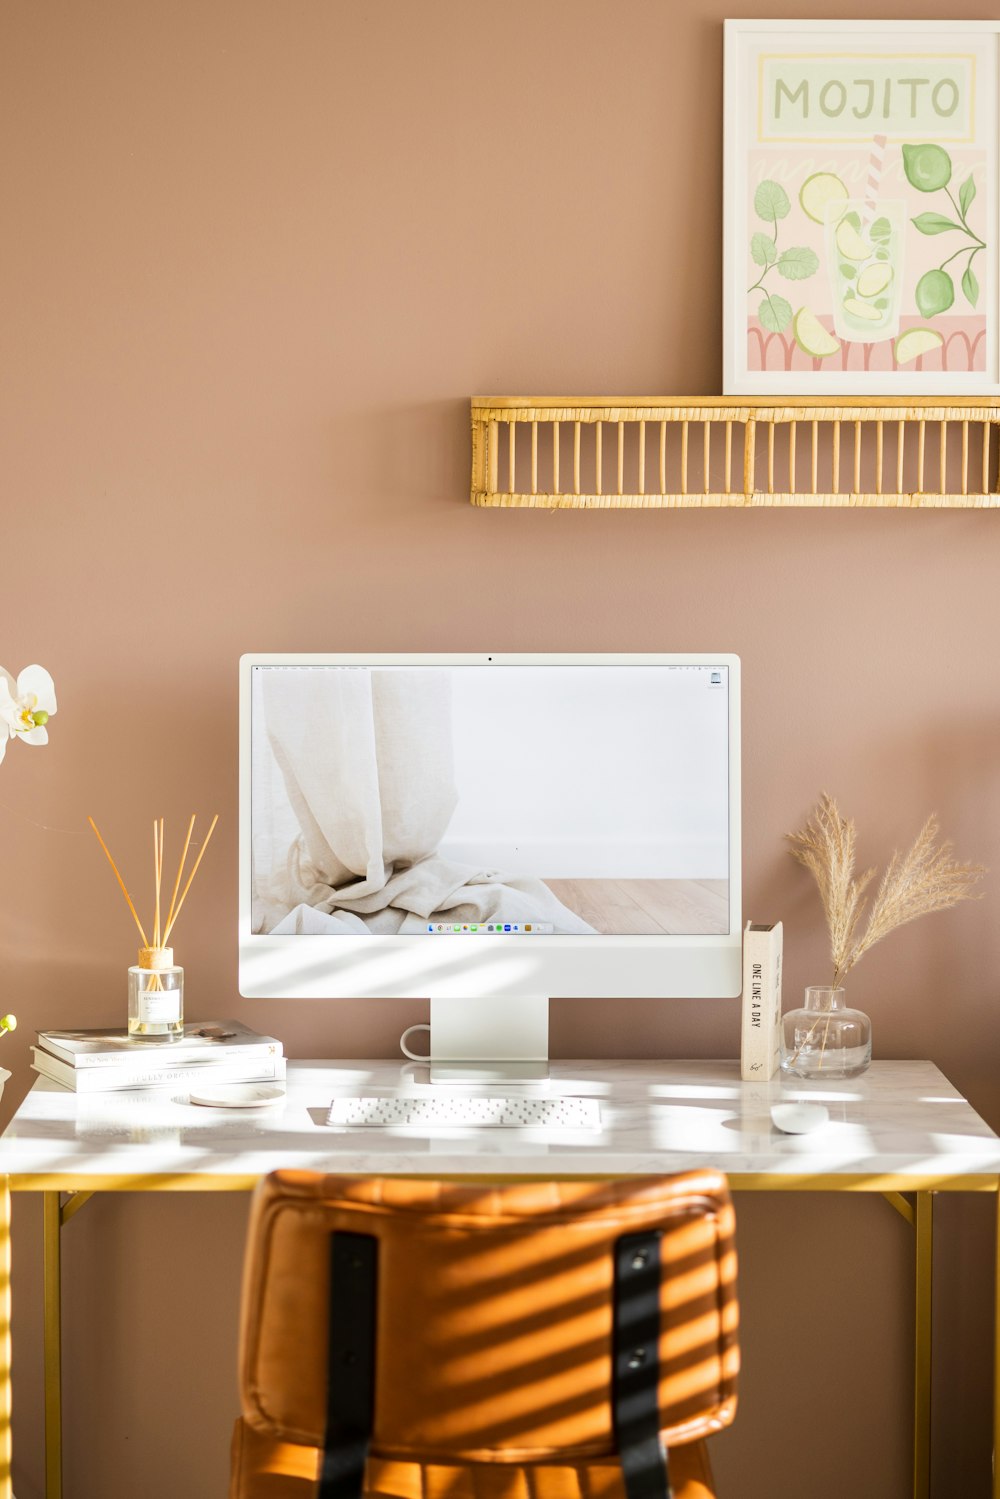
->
[[787, 793, 985, 986]]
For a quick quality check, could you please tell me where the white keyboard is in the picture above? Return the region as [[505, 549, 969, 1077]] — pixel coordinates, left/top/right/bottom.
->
[[326, 1095, 602, 1130]]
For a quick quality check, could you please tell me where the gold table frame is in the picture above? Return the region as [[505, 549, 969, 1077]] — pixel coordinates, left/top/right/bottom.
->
[[1, 1168, 998, 1499]]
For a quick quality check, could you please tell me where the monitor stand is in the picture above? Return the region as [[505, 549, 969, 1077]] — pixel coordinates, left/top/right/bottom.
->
[[400, 995, 550, 1085]]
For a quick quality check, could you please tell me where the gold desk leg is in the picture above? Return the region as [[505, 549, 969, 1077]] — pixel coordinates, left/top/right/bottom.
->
[[914, 1191, 933, 1499], [43, 1192, 62, 1499], [994, 1186, 1000, 1499], [0, 1177, 11, 1499]]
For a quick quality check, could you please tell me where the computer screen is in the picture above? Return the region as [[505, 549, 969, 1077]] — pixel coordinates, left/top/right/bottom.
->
[[239, 654, 741, 1003], [251, 660, 731, 937]]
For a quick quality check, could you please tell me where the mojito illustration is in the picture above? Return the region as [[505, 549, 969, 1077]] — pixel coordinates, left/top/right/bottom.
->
[[825, 199, 905, 343]]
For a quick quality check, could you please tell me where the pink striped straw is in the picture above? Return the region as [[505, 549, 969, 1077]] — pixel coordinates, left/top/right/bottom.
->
[[864, 133, 888, 226]]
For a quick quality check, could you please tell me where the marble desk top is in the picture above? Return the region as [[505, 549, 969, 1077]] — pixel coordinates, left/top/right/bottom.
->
[[1, 1059, 998, 1189]]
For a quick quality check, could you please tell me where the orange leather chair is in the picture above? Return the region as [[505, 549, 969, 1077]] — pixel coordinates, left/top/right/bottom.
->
[[229, 1171, 739, 1499]]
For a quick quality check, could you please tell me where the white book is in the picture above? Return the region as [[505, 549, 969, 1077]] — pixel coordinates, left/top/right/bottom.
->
[[31, 1049, 286, 1093], [740, 921, 783, 1082], [35, 1020, 282, 1070]]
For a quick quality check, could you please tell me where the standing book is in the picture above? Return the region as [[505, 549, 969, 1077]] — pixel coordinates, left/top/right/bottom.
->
[[740, 921, 783, 1081]]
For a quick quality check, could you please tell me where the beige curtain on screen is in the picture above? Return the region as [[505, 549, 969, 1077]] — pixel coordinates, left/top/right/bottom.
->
[[255, 668, 594, 936]]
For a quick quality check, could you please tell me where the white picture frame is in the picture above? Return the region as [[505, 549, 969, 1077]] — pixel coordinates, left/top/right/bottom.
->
[[723, 19, 1000, 395]]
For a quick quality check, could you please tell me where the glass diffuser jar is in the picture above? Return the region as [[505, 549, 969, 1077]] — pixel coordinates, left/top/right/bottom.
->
[[780, 986, 871, 1080], [128, 946, 184, 1041]]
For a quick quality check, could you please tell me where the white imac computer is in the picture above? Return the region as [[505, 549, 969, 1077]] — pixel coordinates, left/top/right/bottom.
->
[[240, 653, 741, 1077]]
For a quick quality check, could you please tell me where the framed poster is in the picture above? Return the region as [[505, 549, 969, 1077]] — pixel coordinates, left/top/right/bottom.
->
[[723, 20, 1000, 394]]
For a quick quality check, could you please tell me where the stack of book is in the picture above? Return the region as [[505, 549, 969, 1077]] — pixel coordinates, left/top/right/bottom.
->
[[32, 1020, 285, 1093]]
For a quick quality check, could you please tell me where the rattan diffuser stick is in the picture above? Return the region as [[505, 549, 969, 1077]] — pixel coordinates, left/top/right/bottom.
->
[[88, 814, 218, 949], [87, 815, 149, 946], [162, 814, 219, 944]]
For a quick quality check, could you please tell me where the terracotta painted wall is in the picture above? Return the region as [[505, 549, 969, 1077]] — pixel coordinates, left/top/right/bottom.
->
[[1, 2, 997, 1495]]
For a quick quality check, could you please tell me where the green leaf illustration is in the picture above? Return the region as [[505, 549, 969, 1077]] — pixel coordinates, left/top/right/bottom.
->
[[962, 262, 979, 309], [911, 212, 963, 236], [839, 262, 857, 280], [915, 268, 954, 318], [751, 232, 777, 267], [754, 180, 790, 223], [959, 173, 977, 218], [777, 246, 819, 281], [758, 292, 792, 333], [902, 143, 952, 193], [870, 216, 892, 242]]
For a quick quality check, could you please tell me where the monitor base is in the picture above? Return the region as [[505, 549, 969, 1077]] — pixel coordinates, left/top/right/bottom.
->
[[428, 1060, 551, 1086], [399, 995, 549, 1084]]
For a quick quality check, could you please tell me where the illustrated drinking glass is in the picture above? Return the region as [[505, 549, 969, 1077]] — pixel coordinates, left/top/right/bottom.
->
[[826, 199, 905, 343]]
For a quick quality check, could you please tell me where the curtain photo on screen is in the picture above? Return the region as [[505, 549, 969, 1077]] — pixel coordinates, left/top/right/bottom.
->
[[250, 665, 730, 937]]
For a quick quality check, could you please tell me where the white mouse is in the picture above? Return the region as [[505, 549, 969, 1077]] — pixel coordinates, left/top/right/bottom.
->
[[771, 1101, 829, 1134]]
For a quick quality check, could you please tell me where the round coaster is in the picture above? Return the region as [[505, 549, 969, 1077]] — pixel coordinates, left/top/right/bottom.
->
[[188, 1083, 286, 1108]]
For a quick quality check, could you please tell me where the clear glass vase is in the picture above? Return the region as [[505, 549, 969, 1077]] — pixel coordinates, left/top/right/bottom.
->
[[780, 986, 871, 1080]]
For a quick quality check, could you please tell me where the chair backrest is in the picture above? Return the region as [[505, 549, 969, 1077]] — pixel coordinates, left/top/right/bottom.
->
[[237, 1171, 739, 1465]]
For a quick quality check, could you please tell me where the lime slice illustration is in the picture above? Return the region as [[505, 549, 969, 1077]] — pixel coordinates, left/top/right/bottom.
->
[[894, 327, 944, 365], [856, 263, 893, 298], [842, 296, 883, 321], [800, 172, 849, 225], [835, 219, 872, 262], [793, 307, 841, 358]]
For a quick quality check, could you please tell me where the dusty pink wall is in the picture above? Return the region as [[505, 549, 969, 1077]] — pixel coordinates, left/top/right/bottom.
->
[[1, 1, 998, 1494]]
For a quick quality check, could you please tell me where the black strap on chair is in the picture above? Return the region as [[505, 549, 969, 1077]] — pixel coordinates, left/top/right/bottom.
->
[[613, 1229, 672, 1499], [321, 1230, 378, 1499]]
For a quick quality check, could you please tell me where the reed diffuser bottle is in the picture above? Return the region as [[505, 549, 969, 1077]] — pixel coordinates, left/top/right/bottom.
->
[[90, 812, 218, 1044], [129, 946, 184, 1040]]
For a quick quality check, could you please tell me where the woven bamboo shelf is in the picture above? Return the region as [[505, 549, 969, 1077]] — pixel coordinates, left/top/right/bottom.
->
[[471, 398, 1000, 508]]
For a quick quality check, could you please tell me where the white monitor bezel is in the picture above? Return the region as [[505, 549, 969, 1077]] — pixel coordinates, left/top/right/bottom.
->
[[239, 652, 742, 1000]]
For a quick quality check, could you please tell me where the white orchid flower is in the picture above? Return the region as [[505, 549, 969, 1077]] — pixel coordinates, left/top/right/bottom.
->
[[0, 664, 57, 766]]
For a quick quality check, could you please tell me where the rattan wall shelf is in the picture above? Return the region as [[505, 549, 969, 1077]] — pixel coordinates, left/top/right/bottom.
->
[[470, 397, 1000, 508]]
